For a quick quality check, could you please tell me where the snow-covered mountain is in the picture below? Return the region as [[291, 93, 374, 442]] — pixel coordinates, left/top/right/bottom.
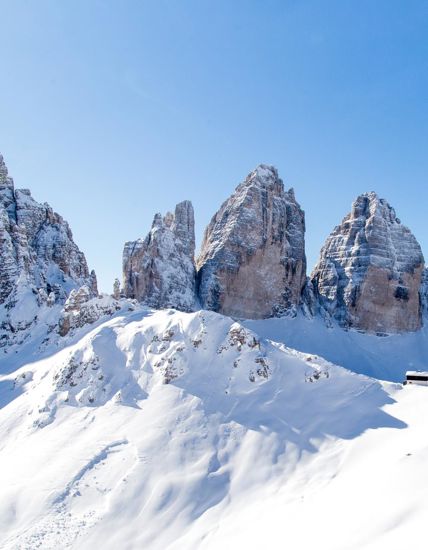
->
[[245, 312, 428, 383], [1, 155, 428, 549], [2, 306, 427, 550], [0, 155, 97, 349], [119, 164, 426, 336]]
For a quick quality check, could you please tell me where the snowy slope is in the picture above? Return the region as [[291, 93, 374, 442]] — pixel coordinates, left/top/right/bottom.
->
[[245, 313, 428, 382], [1, 308, 427, 549]]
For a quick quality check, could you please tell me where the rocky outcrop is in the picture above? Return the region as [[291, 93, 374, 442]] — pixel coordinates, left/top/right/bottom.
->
[[58, 286, 125, 336], [311, 192, 424, 333], [122, 200, 196, 311], [197, 165, 306, 319], [0, 154, 97, 345]]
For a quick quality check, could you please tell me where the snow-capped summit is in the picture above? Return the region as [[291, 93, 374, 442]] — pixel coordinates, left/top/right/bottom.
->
[[311, 191, 425, 333], [2, 159, 428, 550], [0, 154, 97, 347], [197, 164, 306, 319]]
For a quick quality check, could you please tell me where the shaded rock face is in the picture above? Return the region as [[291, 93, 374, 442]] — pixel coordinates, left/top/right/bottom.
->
[[421, 268, 428, 318], [311, 192, 424, 333], [0, 154, 96, 341], [123, 200, 196, 311], [197, 165, 306, 319]]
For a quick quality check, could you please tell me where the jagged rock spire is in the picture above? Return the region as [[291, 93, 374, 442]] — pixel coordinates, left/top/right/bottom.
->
[[197, 164, 306, 319], [122, 200, 196, 312], [311, 192, 425, 333], [0, 154, 14, 190]]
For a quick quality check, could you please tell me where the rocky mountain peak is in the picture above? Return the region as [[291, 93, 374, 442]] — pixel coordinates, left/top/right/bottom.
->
[[197, 165, 306, 319], [352, 191, 401, 225], [122, 200, 196, 312], [0, 154, 96, 346], [248, 163, 280, 185], [311, 192, 424, 333]]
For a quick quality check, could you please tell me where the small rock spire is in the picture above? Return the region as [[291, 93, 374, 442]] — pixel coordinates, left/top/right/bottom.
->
[[0, 154, 14, 190]]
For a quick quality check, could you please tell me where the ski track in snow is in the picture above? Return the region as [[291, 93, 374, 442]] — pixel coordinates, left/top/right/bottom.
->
[[2, 439, 138, 550]]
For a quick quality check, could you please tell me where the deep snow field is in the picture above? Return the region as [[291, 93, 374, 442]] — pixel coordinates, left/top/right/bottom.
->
[[0, 307, 428, 549]]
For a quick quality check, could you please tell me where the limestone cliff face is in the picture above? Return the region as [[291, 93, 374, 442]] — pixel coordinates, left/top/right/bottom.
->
[[0, 154, 97, 344], [421, 268, 428, 319], [311, 192, 424, 333], [197, 165, 306, 319], [123, 200, 196, 311]]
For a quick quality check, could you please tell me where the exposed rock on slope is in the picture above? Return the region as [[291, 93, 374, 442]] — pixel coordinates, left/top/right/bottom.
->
[[311, 192, 424, 333], [123, 200, 196, 311], [0, 154, 96, 345], [58, 286, 126, 337], [197, 165, 306, 319]]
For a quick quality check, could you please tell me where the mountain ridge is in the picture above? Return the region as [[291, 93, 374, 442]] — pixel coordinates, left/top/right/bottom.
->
[[1, 154, 428, 548]]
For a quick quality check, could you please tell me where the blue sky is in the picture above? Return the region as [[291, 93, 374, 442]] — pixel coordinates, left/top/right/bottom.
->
[[1, 0, 427, 292]]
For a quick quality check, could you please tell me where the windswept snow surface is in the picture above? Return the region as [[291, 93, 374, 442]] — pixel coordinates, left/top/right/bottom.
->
[[0, 308, 427, 549], [245, 313, 428, 383]]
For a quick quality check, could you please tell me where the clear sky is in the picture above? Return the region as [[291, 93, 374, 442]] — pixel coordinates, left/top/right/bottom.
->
[[1, 0, 427, 292]]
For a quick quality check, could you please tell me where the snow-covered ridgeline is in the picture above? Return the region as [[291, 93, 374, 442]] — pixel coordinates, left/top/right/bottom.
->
[[0, 307, 412, 550], [0, 154, 97, 347]]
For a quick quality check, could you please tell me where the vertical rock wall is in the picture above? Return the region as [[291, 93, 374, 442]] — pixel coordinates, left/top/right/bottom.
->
[[197, 165, 306, 319], [123, 200, 196, 312], [311, 192, 424, 333]]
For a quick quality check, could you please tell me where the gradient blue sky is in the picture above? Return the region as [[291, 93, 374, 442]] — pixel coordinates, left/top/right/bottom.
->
[[1, 0, 427, 292]]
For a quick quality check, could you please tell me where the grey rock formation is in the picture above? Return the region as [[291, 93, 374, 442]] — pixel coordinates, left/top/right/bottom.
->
[[197, 165, 306, 319], [311, 192, 424, 333], [113, 278, 121, 300], [58, 286, 124, 336], [421, 268, 428, 319], [89, 270, 98, 297], [123, 200, 196, 311], [0, 154, 96, 344]]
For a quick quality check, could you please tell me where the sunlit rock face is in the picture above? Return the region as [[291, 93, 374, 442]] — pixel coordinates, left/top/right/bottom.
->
[[122, 200, 196, 312], [0, 153, 96, 343], [197, 165, 306, 319], [311, 192, 424, 333]]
